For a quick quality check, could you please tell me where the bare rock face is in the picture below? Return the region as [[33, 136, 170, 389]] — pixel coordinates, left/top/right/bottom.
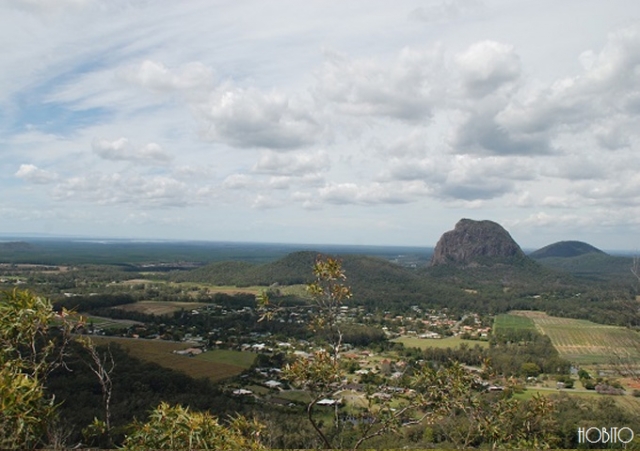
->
[[430, 219, 525, 267]]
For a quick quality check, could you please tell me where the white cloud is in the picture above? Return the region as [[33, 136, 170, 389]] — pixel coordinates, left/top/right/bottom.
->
[[381, 149, 536, 201], [497, 26, 640, 138], [222, 174, 253, 190], [196, 85, 322, 149], [253, 150, 330, 176], [5, 1, 640, 246], [92, 137, 172, 164], [51, 173, 191, 207], [121, 60, 214, 93], [314, 46, 445, 121], [317, 181, 427, 206], [409, 0, 484, 24], [5, 0, 93, 13], [455, 41, 521, 97], [268, 176, 291, 190], [15, 164, 59, 184], [252, 194, 282, 209], [540, 196, 576, 209]]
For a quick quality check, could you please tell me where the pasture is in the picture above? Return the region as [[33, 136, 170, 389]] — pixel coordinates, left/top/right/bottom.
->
[[510, 311, 640, 365], [195, 349, 256, 369], [112, 300, 210, 316], [493, 313, 536, 333], [392, 335, 489, 350], [88, 336, 251, 381], [170, 282, 266, 295], [83, 314, 142, 329]]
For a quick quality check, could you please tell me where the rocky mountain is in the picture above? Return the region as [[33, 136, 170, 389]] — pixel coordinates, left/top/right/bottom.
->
[[529, 241, 606, 259], [430, 219, 526, 267]]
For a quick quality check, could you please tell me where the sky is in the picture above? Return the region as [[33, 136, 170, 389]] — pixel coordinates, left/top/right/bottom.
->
[[3, 0, 640, 250]]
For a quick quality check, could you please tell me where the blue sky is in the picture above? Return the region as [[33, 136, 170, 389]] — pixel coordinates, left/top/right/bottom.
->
[[3, 0, 640, 250]]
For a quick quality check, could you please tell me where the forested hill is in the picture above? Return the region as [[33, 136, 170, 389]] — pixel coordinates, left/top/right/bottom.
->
[[529, 240, 606, 259], [172, 251, 420, 287], [529, 241, 635, 281], [172, 251, 319, 285], [170, 251, 635, 324]]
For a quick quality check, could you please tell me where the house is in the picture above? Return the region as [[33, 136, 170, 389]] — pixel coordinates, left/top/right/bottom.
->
[[265, 380, 282, 389], [173, 347, 203, 356], [232, 389, 253, 396], [317, 398, 341, 406], [419, 331, 441, 339]]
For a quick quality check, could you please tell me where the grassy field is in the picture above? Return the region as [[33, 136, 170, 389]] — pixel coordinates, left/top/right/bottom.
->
[[88, 336, 250, 381], [115, 279, 268, 296], [195, 349, 256, 369], [166, 282, 266, 295], [510, 311, 640, 365], [392, 335, 489, 350], [112, 300, 210, 316], [513, 387, 640, 413], [493, 313, 536, 333], [83, 314, 142, 329]]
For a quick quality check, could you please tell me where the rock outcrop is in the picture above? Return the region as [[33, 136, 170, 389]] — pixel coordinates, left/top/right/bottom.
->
[[430, 219, 525, 266]]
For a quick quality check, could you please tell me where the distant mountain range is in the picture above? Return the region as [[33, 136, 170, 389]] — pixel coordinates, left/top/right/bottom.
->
[[0, 220, 636, 289], [529, 241, 606, 259]]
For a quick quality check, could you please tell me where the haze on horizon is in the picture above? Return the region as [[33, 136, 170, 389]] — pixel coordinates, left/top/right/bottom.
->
[[3, 0, 640, 251]]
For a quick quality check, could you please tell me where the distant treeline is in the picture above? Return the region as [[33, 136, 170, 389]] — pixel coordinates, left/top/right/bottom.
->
[[53, 293, 137, 312], [401, 328, 569, 377], [171, 251, 638, 326]]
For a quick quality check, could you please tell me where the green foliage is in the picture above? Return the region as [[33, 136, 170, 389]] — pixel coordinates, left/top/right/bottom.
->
[[578, 368, 591, 379], [0, 362, 55, 449], [551, 394, 640, 449], [121, 402, 265, 451], [53, 293, 136, 313], [47, 340, 250, 446], [413, 362, 558, 448], [521, 362, 541, 377], [489, 327, 570, 376], [0, 289, 71, 449]]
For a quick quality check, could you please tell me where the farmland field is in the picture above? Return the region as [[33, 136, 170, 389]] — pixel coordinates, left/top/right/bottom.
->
[[392, 335, 489, 350], [510, 311, 640, 364], [112, 300, 210, 316], [88, 336, 249, 381], [83, 314, 143, 329], [164, 282, 266, 295], [493, 313, 536, 333], [195, 349, 256, 369]]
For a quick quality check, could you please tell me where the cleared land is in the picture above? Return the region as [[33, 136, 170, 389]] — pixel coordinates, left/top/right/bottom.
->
[[392, 335, 489, 350], [510, 311, 640, 364], [493, 313, 536, 332], [170, 283, 267, 295], [195, 349, 257, 368], [83, 315, 143, 329], [112, 300, 210, 316], [114, 279, 271, 296], [88, 336, 253, 381]]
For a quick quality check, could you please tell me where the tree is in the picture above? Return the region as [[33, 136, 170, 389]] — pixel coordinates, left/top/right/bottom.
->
[[0, 289, 73, 449], [521, 362, 541, 378], [280, 257, 351, 448], [274, 257, 431, 449], [76, 336, 116, 447], [121, 402, 265, 451], [413, 362, 558, 449]]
